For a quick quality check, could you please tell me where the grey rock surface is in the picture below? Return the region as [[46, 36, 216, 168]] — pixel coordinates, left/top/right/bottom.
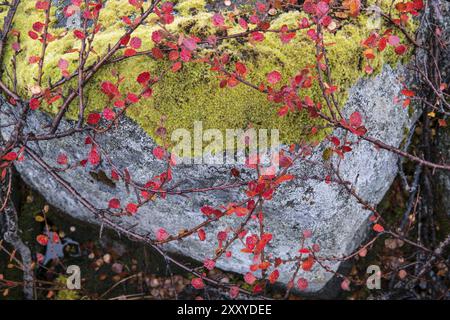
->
[[1, 65, 417, 293]]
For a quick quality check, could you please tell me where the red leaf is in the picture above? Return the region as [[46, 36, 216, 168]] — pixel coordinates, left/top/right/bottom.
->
[[108, 198, 121, 209], [401, 89, 415, 97], [126, 203, 138, 214], [32, 22, 45, 33], [341, 279, 351, 291], [111, 170, 120, 181], [197, 228, 206, 241], [58, 58, 69, 70], [113, 100, 125, 108], [73, 30, 86, 39], [303, 229, 313, 238], [122, 16, 132, 25], [277, 105, 289, 117], [128, 0, 143, 8], [52, 232, 60, 243], [203, 258, 215, 271], [88, 147, 100, 165], [36, 234, 48, 246], [29, 98, 40, 110], [395, 45, 407, 55], [180, 47, 191, 62], [87, 113, 101, 125], [342, 0, 361, 17], [253, 284, 263, 294], [143, 87, 153, 98], [330, 136, 340, 146], [127, 93, 140, 103], [151, 31, 163, 43], [171, 61, 182, 72], [316, 1, 329, 16], [101, 81, 120, 97], [36, 253, 44, 263], [167, 49, 178, 59], [28, 30, 39, 41], [302, 255, 315, 271], [349, 111, 362, 127], [182, 37, 197, 51], [244, 272, 256, 285], [364, 48, 375, 60], [238, 18, 248, 30], [137, 71, 150, 85], [378, 37, 387, 52], [120, 34, 130, 46], [2, 152, 17, 161], [373, 223, 385, 233], [124, 48, 136, 56], [152, 146, 165, 160], [229, 286, 239, 299], [103, 108, 115, 121], [156, 228, 169, 241], [35, 1, 50, 10], [201, 205, 214, 216], [388, 35, 400, 46], [212, 13, 224, 26], [129, 37, 142, 49], [230, 206, 249, 217], [274, 174, 295, 185], [191, 277, 204, 289], [402, 98, 411, 108], [297, 277, 308, 290], [11, 42, 20, 52], [251, 31, 264, 42], [57, 153, 68, 165], [28, 56, 40, 64], [267, 71, 281, 84], [235, 62, 247, 76], [268, 269, 279, 284]]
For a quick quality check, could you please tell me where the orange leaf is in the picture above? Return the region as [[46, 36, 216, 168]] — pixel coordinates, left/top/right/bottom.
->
[[274, 174, 295, 185], [373, 224, 385, 233], [302, 255, 315, 271], [36, 234, 48, 246], [343, 0, 361, 17], [401, 89, 415, 97], [364, 48, 375, 59], [268, 269, 279, 284]]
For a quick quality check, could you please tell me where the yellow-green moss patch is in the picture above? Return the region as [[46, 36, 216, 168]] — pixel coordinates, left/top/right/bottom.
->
[[0, 0, 414, 146]]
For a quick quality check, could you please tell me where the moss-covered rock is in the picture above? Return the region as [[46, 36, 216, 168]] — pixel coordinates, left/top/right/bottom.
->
[[0, 0, 411, 145]]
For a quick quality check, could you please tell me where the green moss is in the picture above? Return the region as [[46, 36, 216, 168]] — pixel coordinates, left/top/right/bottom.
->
[[55, 276, 81, 300], [1, 0, 414, 147], [176, 0, 207, 16]]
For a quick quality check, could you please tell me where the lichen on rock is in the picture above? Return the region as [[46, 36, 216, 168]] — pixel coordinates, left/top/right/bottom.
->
[[1, 0, 412, 145]]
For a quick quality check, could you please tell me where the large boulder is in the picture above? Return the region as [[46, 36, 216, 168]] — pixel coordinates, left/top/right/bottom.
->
[[2, 0, 435, 294], [1, 64, 416, 293]]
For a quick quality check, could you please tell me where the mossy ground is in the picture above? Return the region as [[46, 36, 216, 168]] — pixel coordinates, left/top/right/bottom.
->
[[0, 0, 413, 147]]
